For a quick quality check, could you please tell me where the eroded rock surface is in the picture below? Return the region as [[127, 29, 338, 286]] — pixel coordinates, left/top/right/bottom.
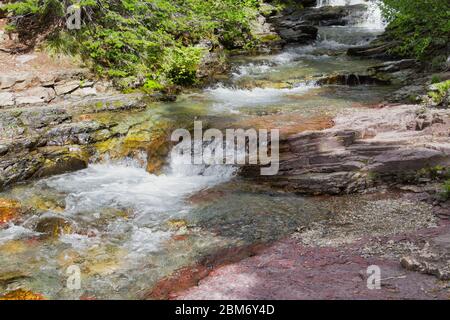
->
[[0, 94, 152, 190], [242, 105, 450, 194]]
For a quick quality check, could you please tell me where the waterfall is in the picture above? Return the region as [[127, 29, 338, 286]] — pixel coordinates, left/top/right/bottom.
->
[[316, 0, 386, 30]]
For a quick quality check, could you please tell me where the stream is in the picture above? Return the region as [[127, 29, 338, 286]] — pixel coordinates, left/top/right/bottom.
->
[[0, 1, 396, 299]]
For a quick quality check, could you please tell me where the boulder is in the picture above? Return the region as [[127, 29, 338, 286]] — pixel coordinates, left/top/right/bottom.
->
[[241, 105, 450, 195], [278, 25, 318, 43]]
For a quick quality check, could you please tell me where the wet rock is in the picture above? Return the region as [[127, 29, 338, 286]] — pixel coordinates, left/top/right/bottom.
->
[[167, 219, 189, 231], [0, 93, 146, 190], [277, 25, 318, 44], [31, 148, 88, 179], [0, 198, 22, 225], [317, 73, 390, 86], [270, 4, 368, 44], [34, 217, 73, 238], [0, 271, 30, 287], [275, 4, 367, 27], [27, 195, 65, 213], [301, 4, 367, 26], [196, 42, 228, 81], [347, 40, 399, 59], [0, 289, 44, 300], [369, 59, 419, 74], [294, 0, 317, 8]]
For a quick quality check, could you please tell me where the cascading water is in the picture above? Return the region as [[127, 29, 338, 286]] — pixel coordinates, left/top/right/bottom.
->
[[316, 0, 386, 30]]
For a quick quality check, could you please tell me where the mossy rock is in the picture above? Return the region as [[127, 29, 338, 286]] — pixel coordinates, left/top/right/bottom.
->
[[34, 217, 74, 238]]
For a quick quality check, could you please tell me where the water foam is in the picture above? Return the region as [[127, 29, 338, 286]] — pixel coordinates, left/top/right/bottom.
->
[[206, 83, 317, 109], [45, 153, 237, 219], [0, 225, 40, 244]]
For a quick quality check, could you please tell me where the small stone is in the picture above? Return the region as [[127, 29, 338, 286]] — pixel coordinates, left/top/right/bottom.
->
[[400, 256, 422, 272]]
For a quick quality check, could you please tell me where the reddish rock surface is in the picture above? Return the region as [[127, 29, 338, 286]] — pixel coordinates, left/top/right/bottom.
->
[[172, 223, 450, 300]]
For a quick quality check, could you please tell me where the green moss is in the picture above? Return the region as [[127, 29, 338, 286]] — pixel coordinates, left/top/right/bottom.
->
[[428, 80, 450, 105], [431, 75, 442, 84], [257, 33, 282, 43]]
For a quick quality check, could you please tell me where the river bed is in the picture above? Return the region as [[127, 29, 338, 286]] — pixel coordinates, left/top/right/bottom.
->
[[0, 1, 400, 299]]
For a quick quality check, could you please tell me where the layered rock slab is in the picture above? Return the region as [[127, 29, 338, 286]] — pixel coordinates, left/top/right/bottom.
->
[[241, 105, 450, 194]]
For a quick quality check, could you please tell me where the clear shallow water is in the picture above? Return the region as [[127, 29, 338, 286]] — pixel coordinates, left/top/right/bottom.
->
[[0, 2, 396, 299]]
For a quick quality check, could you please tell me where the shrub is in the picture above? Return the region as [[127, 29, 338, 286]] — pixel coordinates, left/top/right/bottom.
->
[[381, 0, 450, 64], [4, 0, 263, 89], [428, 80, 450, 106]]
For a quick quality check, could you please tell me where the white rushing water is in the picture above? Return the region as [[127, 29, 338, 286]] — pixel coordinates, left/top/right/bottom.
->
[[46, 152, 237, 219], [206, 82, 317, 110], [0, 150, 237, 250]]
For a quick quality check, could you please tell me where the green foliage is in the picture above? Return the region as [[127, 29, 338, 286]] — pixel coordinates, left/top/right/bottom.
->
[[431, 75, 442, 84], [142, 79, 164, 93], [4, 0, 41, 15], [428, 80, 450, 105], [5, 0, 263, 89], [381, 0, 450, 63]]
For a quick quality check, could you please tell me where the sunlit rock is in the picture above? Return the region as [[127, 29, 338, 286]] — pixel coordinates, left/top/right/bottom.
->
[[0, 198, 22, 225], [0, 289, 44, 300]]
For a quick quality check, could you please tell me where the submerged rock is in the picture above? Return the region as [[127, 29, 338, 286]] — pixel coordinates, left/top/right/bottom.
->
[[0, 198, 22, 225], [0, 289, 44, 300], [34, 217, 74, 238]]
